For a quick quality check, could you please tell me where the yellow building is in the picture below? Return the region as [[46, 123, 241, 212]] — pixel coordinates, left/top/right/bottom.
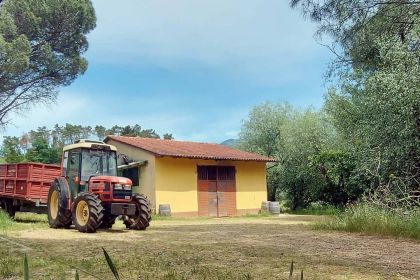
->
[[104, 136, 275, 217]]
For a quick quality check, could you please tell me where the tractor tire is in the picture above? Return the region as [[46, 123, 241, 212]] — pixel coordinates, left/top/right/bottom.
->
[[100, 213, 117, 229], [47, 182, 72, 228], [4, 199, 17, 218], [72, 192, 104, 233], [123, 194, 151, 230]]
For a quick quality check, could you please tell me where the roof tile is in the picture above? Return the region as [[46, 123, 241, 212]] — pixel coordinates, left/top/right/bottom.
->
[[105, 135, 276, 162]]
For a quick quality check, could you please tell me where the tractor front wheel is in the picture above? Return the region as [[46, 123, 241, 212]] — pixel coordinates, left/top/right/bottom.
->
[[72, 193, 104, 233], [123, 194, 151, 230]]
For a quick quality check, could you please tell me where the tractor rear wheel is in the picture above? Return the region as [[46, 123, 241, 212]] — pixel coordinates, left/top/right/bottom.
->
[[72, 192, 104, 233], [123, 194, 151, 230], [100, 212, 117, 229], [47, 182, 72, 228]]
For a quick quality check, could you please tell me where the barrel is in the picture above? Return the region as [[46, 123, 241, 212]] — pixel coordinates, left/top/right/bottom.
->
[[269, 201, 280, 214], [158, 204, 171, 216], [261, 201, 270, 212]]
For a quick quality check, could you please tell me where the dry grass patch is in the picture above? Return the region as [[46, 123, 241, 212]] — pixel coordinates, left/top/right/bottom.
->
[[0, 213, 418, 279]]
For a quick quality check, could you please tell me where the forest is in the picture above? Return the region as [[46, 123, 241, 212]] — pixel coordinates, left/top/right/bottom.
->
[[238, 0, 419, 238], [0, 124, 173, 164]]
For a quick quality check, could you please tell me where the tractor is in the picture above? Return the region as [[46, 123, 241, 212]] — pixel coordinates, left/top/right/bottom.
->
[[47, 139, 151, 233]]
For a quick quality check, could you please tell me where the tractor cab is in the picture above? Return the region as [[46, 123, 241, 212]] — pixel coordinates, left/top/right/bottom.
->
[[61, 139, 131, 201]]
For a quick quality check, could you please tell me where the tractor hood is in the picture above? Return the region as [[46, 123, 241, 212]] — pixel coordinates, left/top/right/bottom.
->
[[89, 176, 132, 185]]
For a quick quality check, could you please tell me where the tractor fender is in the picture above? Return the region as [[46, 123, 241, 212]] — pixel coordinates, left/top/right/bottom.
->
[[53, 177, 71, 210]]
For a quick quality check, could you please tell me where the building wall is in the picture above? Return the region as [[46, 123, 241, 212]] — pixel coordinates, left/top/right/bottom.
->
[[154, 157, 199, 216], [235, 161, 267, 215], [154, 157, 268, 216], [105, 140, 157, 211]]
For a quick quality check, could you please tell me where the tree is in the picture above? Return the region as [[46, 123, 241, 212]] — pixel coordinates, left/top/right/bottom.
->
[[325, 41, 420, 193], [163, 133, 174, 140], [94, 125, 107, 140], [26, 138, 60, 164], [120, 125, 142, 137], [238, 103, 344, 207], [0, 123, 174, 164], [238, 102, 292, 158], [61, 123, 84, 144], [237, 103, 291, 201], [277, 109, 337, 209], [290, 0, 419, 71], [0, 0, 96, 127], [138, 129, 160, 139], [1, 136, 24, 163], [291, 0, 420, 208]]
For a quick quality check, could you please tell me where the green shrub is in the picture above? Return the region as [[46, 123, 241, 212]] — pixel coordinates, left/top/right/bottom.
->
[[286, 202, 341, 216], [315, 204, 420, 240], [0, 211, 14, 231]]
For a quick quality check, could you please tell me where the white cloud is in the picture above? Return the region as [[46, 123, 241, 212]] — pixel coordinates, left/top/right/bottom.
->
[[1, 0, 331, 143], [88, 0, 326, 82]]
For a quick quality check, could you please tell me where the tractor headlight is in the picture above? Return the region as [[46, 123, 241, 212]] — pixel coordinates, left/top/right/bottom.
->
[[114, 184, 123, 190], [123, 185, 131, 190]]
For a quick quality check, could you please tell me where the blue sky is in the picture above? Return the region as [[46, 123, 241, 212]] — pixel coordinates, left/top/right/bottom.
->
[[6, 0, 332, 143]]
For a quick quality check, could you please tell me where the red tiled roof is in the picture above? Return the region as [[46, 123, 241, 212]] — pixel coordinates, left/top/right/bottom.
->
[[104, 135, 276, 162]]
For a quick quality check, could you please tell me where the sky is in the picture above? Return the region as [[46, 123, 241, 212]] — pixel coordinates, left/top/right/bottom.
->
[[5, 0, 332, 143]]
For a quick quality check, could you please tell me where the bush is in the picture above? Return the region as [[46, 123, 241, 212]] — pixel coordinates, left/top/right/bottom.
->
[[315, 204, 420, 240], [286, 202, 341, 216], [0, 211, 14, 231]]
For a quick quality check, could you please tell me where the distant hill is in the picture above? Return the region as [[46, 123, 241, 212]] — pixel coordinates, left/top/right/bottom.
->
[[220, 139, 238, 148]]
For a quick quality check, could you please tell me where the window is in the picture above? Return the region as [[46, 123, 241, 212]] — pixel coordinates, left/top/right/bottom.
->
[[197, 166, 235, 181], [80, 149, 117, 181], [62, 151, 69, 175], [68, 152, 80, 179], [121, 167, 139, 186]]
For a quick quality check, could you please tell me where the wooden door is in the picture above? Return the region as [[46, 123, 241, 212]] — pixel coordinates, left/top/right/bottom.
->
[[207, 181, 218, 217], [216, 166, 236, 216], [197, 166, 236, 217]]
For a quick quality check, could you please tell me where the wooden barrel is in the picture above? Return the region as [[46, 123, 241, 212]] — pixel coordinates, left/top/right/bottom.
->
[[158, 204, 171, 216], [261, 201, 270, 212], [269, 201, 280, 214]]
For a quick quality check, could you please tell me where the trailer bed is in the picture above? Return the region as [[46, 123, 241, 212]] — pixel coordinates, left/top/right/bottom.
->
[[0, 163, 61, 204]]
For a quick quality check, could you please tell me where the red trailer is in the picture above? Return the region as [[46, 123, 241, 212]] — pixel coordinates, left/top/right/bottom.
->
[[0, 163, 61, 216]]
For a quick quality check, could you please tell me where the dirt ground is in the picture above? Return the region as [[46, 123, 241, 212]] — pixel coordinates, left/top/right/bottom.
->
[[0, 214, 419, 279]]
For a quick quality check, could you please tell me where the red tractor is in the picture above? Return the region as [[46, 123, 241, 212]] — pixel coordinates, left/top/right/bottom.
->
[[47, 140, 151, 233]]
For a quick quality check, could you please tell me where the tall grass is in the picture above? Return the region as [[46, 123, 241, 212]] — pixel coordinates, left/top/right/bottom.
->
[[286, 203, 341, 216], [315, 203, 420, 240], [0, 211, 15, 231], [0, 211, 47, 233], [23, 248, 304, 280]]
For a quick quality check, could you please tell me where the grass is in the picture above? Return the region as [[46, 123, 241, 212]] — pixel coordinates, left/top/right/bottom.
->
[[0, 211, 15, 231], [0, 210, 417, 279], [285, 203, 341, 216], [0, 211, 48, 233], [152, 211, 272, 221], [314, 203, 420, 240]]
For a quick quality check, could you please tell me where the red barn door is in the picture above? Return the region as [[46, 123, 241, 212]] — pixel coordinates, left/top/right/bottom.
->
[[197, 166, 236, 217]]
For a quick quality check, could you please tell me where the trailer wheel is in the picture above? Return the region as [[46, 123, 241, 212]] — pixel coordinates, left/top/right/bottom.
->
[[4, 199, 17, 218], [47, 183, 72, 228], [123, 194, 151, 230], [72, 192, 104, 233]]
